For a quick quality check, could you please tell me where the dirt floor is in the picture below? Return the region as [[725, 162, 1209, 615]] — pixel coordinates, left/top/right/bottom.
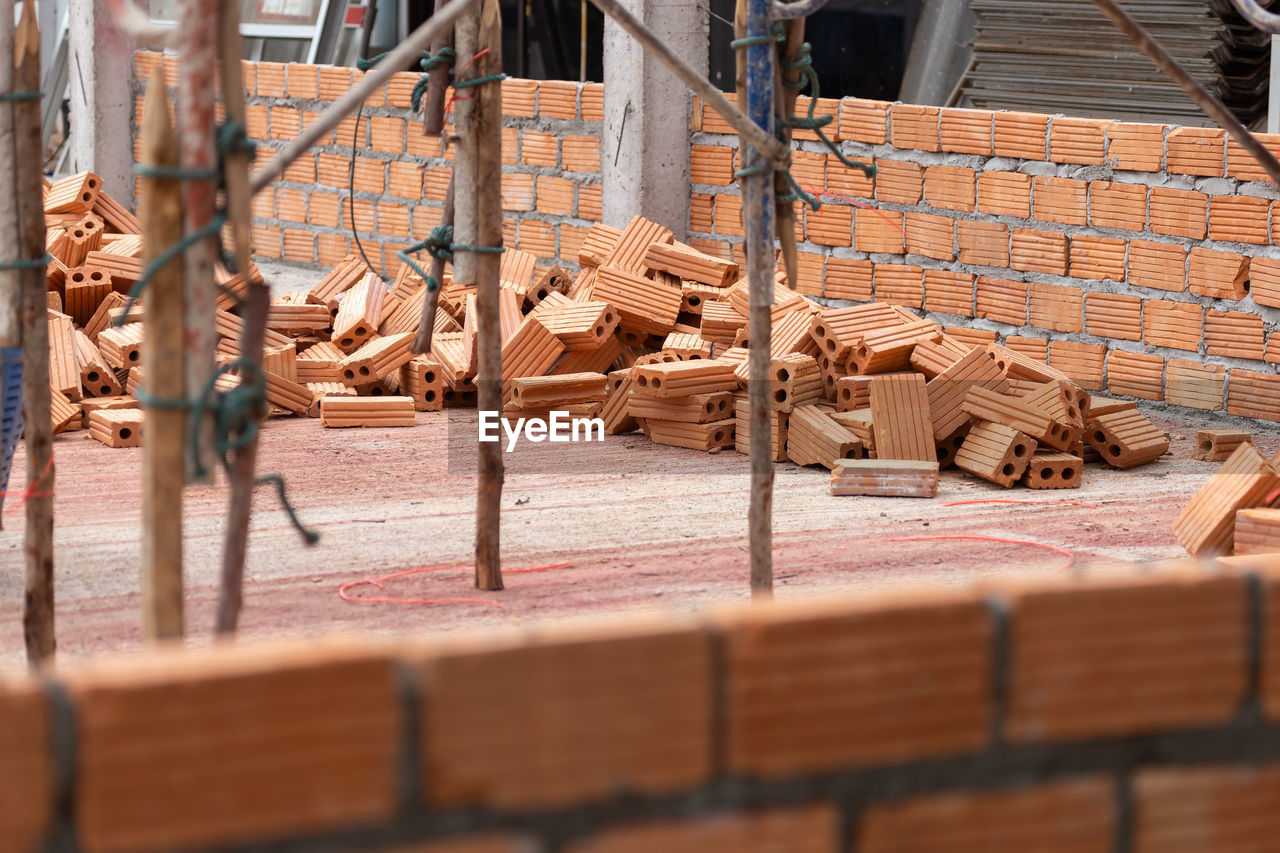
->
[[2, 260, 1276, 670]]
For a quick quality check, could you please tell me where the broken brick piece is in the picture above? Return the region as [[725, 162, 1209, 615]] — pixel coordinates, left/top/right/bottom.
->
[[830, 459, 939, 497], [1021, 450, 1083, 490], [51, 388, 81, 434], [601, 369, 638, 435], [1194, 430, 1251, 462], [955, 421, 1038, 488], [1085, 409, 1169, 469], [88, 408, 143, 447]]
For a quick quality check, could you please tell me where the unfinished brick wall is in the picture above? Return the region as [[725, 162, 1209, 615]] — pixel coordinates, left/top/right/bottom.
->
[[6, 557, 1280, 852], [131, 51, 603, 276], [690, 97, 1280, 422]]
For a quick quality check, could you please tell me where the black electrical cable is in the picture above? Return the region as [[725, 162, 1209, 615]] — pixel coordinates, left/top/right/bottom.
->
[[347, 104, 385, 281]]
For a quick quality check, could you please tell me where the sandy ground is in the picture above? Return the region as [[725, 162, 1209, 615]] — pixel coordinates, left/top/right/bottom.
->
[[1, 260, 1275, 670]]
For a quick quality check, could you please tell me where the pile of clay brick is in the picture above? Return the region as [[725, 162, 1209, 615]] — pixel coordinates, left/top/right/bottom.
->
[[1173, 430, 1280, 558], [44, 185, 1174, 500]]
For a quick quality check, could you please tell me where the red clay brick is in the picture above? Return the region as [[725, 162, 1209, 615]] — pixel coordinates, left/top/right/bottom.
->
[[562, 135, 600, 173], [1205, 309, 1265, 360], [1134, 764, 1280, 853], [1005, 575, 1247, 741], [854, 209, 905, 254], [285, 63, 318, 99], [1089, 181, 1147, 231], [807, 204, 853, 247], [1049, 117, 1108, 165], [1166, 126, 1226, 176], [858, 777, 1114, 853], [790, 151, 826, 191], [1148, 187, 1208, 239], [1189, 247, 1249, 300], [957, 220, 1010, 267], [924, 269, 975, 317], [0, 678, 51, 853], [904, 212, 955, 261], [993, 111, 1048, 160], [923, 165, 976, 212], [939, 107, 993, 155], [1250, 255, 1280, 308], [874, 159, 923, 205], [976, 276, 1027, 326], [578, 184, 603, 221], [889, 104, 940, 151], [501, 78, 537, 117], [566, 805, 838, 853], [689, 193, 713, 234], [1128, 240, 1187, 292], [1011, 229, 1068, 275], [826, 155, 874, 198], [501, 173, 535, 212], [1227, 132, 1280, 181], [978, 171, 1032, 218], [719, 592, 991, 777], [1105, 121, 1165, 171], [838, 99, 890, 144], [1069, 235, 1125, 281], [690, 145, 735, 185], [255, 61, 286, 97], [382, 835, 533, 852], [1033, 176, 1087, 225], [536, 175, 575, 217], [1209, 195, 1270, 244], [282, 229, 316, 263], [1143, 300, 1203, 351], [791, 96, 839, 142], [581, 84, 604, 121], [538, 79, 578, 119], [517, 220, 556, 259], [70, 644, 400, 853], [825, 257, 874, 302], [1228, 369, 1280, 421], [1108, 349, 1164, 400], [1029, 282, 1083, 333], [521, 130, 558, 167], [1165, 357, 1225, 410], [1086, 292, 1143, 341], [1050, 341, 1107, 392], [421, 619, 712, 808], [1269, 332, 1280, 365], [714, 194, 743, 237], [874, 264, 924, 309], [1004, 335, 1049, 363]]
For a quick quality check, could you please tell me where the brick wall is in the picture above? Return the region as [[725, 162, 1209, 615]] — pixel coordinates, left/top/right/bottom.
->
[[131, 51, 604, 277], [7, 557, 1280, 851], [690, 97, 1280, 422]]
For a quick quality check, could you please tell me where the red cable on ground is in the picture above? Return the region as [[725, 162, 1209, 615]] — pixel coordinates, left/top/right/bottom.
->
[[2, 453, 54, 512], [886, 534, 1075, 571], [941, 499, 1098, 509], [339, 561, 570, 608]]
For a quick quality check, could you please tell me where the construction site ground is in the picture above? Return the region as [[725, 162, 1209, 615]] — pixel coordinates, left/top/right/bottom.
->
[[3, 260, 1274, 671]]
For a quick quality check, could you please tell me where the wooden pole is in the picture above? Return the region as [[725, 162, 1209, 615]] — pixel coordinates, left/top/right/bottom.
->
[[0, 0, 17, 521], [139, 70, 186, 641], [454, 0, 505, 591], [15, 0, 54, 663], [177, 0, 219, 481], [410, 174, 454, 355], [215, 0, 268, 636], [774, 15, 804, 290], [422, 0, 453, 135], [736, 0, 777, 600]]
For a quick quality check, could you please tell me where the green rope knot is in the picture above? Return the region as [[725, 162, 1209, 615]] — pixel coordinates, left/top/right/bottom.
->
[[135, 358, 319, 545], [218, 122, 257, 158], [411, 46, 457, 112], [395, 224, 503, 292], [452, 72, 508, 91]]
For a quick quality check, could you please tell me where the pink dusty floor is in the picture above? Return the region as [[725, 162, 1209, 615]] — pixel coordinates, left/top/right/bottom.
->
[[1, 404, 1273, 669]]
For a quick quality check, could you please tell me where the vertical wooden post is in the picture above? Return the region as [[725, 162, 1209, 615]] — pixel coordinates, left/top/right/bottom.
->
[[139, 71, 186, 641], [422, 0, 453, 135], [15, 0, 54, 662], [410, 174, 454, 355], [0, 0, 18, 521], [774, 16, 804, 290], [454, 0, 505, 591], [177, 0, 219, 481], [736, 0, 776, 600], [216, 0, 271, 636]]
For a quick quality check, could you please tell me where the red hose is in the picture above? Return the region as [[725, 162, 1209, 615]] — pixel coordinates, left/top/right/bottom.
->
[[942, 499, 1098, 509]]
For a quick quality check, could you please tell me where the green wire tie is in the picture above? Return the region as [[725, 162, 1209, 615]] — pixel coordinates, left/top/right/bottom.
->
[[0, 90, 42, 102], [396, 224, 503, 292], [0, 253, 51, 270]]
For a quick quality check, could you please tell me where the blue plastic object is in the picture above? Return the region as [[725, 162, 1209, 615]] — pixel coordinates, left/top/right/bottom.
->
[[0, 346, 22, 501]]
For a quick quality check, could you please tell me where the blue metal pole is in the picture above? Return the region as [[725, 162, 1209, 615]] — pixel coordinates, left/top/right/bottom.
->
[[743, 0, 776, 600]]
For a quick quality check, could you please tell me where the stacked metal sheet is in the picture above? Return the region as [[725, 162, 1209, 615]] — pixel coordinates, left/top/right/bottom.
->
[[954, 0, 1275, 128]]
